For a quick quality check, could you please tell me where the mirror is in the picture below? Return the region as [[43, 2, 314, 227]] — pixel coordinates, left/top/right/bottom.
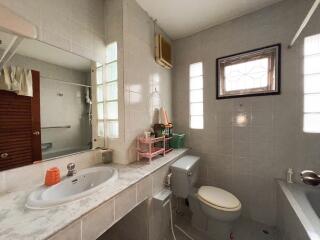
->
[[0, 30, 104, 170]]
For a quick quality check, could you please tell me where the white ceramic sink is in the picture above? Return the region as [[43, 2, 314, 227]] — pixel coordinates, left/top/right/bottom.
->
[[26, 166, 117, 209]]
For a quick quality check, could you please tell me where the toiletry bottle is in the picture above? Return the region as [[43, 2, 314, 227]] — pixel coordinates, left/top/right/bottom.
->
[[287, 168, 294, 183]]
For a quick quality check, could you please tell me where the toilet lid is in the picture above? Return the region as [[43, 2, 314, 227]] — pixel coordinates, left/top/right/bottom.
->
[[197, 186, 241, 210]]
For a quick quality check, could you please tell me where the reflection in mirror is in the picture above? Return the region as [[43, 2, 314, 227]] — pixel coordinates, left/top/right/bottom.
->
[[0, 30, 104, 170]]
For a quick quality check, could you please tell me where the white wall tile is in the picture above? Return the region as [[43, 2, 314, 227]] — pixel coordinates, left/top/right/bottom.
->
[[172, 0, 320, 226], [0, 0, 105, 62], [0, 150, 98, 193]]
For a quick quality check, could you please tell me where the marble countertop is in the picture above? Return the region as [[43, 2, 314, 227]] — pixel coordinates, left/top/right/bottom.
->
[[0, 149, 188, 240]]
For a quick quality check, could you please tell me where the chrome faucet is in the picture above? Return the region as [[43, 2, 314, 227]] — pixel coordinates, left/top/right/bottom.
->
[[67, 163, 76, 177], [300, 170, 320, 186]]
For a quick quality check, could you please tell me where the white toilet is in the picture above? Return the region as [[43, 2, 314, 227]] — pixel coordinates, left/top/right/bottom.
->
[[170, 155, 241, 240]]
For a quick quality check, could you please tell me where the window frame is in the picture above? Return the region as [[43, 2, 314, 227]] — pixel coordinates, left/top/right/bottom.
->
[[105, 42, 119, 139], [189, 62, 204, 130], [91, 63, 105, 148], [216, 44, 281, 99], [303, 34, 320, 133]]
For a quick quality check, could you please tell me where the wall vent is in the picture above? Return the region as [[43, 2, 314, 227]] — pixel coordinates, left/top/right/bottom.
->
[[155, 34, 173, 69]]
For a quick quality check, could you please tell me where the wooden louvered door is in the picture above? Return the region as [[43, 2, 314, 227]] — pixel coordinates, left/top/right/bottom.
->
[[0, 70, 41, 171]]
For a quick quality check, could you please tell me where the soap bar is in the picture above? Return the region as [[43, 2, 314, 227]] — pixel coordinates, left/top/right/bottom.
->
[[45, 167, 61, 186]]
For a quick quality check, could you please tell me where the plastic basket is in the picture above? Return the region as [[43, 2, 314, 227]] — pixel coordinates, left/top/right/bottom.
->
[[170, 133, 185, 149]]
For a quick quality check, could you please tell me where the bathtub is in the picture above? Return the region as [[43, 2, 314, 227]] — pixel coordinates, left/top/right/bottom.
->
[[277, 180, 320, 240]]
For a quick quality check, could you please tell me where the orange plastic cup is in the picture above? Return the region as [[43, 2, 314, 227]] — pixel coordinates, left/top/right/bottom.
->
[[45, 167, 61, 186]]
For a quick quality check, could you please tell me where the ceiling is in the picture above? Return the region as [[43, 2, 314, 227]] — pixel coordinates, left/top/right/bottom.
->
[[136, 0, 283, 40], [0, 31, 91, 72]]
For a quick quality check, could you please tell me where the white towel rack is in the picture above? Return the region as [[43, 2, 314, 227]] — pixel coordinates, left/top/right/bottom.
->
[[288, 0, 320, 48], [40, 75, 91, 88], [0, 36, 23, 70]]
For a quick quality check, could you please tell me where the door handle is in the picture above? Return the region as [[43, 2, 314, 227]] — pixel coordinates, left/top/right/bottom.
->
[[33, 131, 40, 136], [1, 153, 9, 159]]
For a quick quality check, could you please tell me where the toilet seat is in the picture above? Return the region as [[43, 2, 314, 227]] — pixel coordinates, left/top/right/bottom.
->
[[197, 186, 241, 212]]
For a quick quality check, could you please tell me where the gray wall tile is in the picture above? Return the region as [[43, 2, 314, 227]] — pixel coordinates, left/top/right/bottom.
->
[[172, 0, 320, 226]]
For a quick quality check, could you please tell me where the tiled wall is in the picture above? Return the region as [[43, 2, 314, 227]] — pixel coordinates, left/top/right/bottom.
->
[[123, 0, 172, 164], [6, 53, 91, 157], [0, 150, 100, 193], [0, 0, 172, 165], [104, 0, 126, 163], [172, 0, 320, 226], [104, 0, 172, 164], [0, 0, 106, 63], [0, 0, 106, 192]]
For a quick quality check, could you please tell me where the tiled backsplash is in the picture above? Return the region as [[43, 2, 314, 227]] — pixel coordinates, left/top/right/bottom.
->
[[173, 0, 320, 226], [0, 150, 100, 193]]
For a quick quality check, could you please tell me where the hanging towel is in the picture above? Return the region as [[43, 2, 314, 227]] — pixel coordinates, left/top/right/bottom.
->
[[160, 107, 169, 125], [0, 66, 11, 91], [0, 66, 33, 96], [19, 69, 33, 97], [10, 66, 21, 92]]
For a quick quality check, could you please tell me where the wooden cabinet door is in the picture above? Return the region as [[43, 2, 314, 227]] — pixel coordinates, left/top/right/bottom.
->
[[0, 70, 41, 171]]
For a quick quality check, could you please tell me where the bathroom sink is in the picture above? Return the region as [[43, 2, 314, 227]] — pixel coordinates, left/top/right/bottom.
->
[[26, 166, 118, 209], [307, 191, 320, 218]]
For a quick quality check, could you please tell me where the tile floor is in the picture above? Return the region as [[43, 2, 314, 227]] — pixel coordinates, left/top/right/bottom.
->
[[169, 211, 279, 240]]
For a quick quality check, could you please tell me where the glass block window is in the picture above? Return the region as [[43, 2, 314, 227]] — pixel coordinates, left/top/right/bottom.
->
[[217, 44, 280, 98], [304, 34, 320, 133], [96, 64, 104, 137], [105, 42, 119, 138], [189, 62, 204, 129]]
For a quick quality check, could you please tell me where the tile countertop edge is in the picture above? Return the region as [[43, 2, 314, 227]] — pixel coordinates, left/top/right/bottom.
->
[[0, 148, 189, 240]]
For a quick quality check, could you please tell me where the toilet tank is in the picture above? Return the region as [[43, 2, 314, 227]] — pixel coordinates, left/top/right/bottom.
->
[[170, 155, 200, 198]]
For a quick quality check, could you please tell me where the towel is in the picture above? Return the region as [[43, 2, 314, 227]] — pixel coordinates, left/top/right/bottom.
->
[[18, 69, 33, 97], [160, 107, 169, 125], [0, 66, 11, 91], [0, 66, 33, 97], [10, 66, 20, 92]]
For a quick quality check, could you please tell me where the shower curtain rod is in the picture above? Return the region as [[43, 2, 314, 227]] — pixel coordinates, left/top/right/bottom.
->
[[288, 0, 320, 48], [0, 36, 23, 70], [40, 75, 91, 88]]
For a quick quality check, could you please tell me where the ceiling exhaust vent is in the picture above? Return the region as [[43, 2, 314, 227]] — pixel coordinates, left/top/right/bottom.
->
[[155, 34, 173, 69]]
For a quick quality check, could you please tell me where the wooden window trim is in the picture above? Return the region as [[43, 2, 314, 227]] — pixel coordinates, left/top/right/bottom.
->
[[216, 44, 281, 99]]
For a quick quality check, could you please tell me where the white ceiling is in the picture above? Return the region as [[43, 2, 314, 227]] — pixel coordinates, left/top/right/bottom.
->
[[136, 0, 283, 40]]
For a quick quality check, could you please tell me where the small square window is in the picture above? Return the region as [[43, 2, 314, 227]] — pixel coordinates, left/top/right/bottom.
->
[[216, 44, 281, 99]]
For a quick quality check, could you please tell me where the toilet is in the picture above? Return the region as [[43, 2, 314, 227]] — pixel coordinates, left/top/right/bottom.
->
[[170, 155, 241, 240]]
